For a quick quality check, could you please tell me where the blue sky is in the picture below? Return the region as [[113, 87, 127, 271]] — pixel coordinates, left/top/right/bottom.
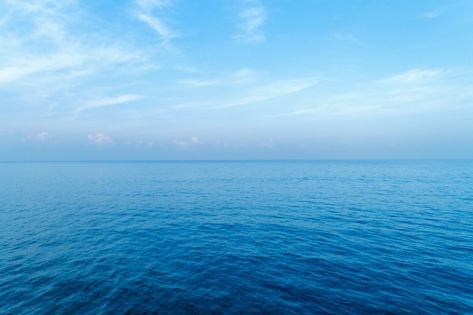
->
[[1, 0, 472, 160]]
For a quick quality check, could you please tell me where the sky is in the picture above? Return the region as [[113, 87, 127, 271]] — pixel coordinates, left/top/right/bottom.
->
[[1, 0, 472, 160]]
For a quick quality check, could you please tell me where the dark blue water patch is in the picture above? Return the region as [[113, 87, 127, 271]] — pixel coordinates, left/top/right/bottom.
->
[[0, 160, 472, 314]]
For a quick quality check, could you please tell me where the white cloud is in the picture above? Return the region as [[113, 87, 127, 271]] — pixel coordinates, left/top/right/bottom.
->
[[277, 68, 473, 117], [235, 1, 267, 43], [36, 131, 49, 141], [233, 68, 259, 83], [0, 46, 145, 94], [137, 13, 178, 40], [275, 108, 318, 117], [77, 94, 142, 113], [88, 133, 113, 145], [172, 76, 319, 110], [20, 130, 50, 142], [385, 68, 442, 83], [174, 136, 200, 147], [191, 136, 200, 144], [135, 0, 178, 42], [180, 79, 219, 88], [178, 68, 258, 89], [0, 0, 148, 92], [2, 0, 74, 46], [0, 51, 85, 84], [216, 77, 318, 108]]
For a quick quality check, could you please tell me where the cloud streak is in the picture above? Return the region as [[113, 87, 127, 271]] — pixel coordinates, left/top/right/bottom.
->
[[77, 95, 142, 113], [216, 78, 318, 108], [235, 1, 267, 43], [135, 0, 178, 42], [0, 1, 148, 95], [385, 68, 442, 83], [137, 13, 177, 40], [277, 68, 473, 117], [180, 79, 219, 88], [172, 76, 319, 110]]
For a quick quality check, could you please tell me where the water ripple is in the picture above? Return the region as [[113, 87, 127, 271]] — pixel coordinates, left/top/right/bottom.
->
[[0, 161, 472, 314]]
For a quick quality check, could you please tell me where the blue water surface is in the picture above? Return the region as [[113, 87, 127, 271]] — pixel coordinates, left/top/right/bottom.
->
[[0, 161, 472, 314]]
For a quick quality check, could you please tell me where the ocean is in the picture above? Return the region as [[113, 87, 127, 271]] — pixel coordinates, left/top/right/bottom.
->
[[0, 161, 472, 314]]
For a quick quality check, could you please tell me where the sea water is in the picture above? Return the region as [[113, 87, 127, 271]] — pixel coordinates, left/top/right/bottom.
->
[[1, 161, 472, 314]]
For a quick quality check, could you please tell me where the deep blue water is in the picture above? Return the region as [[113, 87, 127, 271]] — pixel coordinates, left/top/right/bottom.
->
[[1, 161, 472, 314]]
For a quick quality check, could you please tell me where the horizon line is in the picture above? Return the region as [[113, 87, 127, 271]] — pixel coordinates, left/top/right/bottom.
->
[[1, 158, 472, 163]]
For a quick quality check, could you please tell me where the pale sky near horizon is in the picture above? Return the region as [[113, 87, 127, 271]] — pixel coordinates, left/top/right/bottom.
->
[[1, 0, 472, 160]]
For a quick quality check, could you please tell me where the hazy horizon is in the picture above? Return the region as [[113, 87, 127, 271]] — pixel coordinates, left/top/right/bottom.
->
[[2, 158, 473, 163]]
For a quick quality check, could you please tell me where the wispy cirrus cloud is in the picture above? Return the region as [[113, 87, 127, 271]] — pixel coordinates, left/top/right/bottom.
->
[[0, 1, 148, 93], [137, 13, 178, 40], [173, 76, 319, 110], [385, 68, 442, 83], [232, 68, 260, 83], [179, 79, 219, 88], [76, 94, 142, 113], [216, 77, 318, 108], [235, 0, 267, 43], [135, 0, 178, 42], [277, 68, 473, 117], [177, 68, 260, 91], [0, 48, 143, 86]]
